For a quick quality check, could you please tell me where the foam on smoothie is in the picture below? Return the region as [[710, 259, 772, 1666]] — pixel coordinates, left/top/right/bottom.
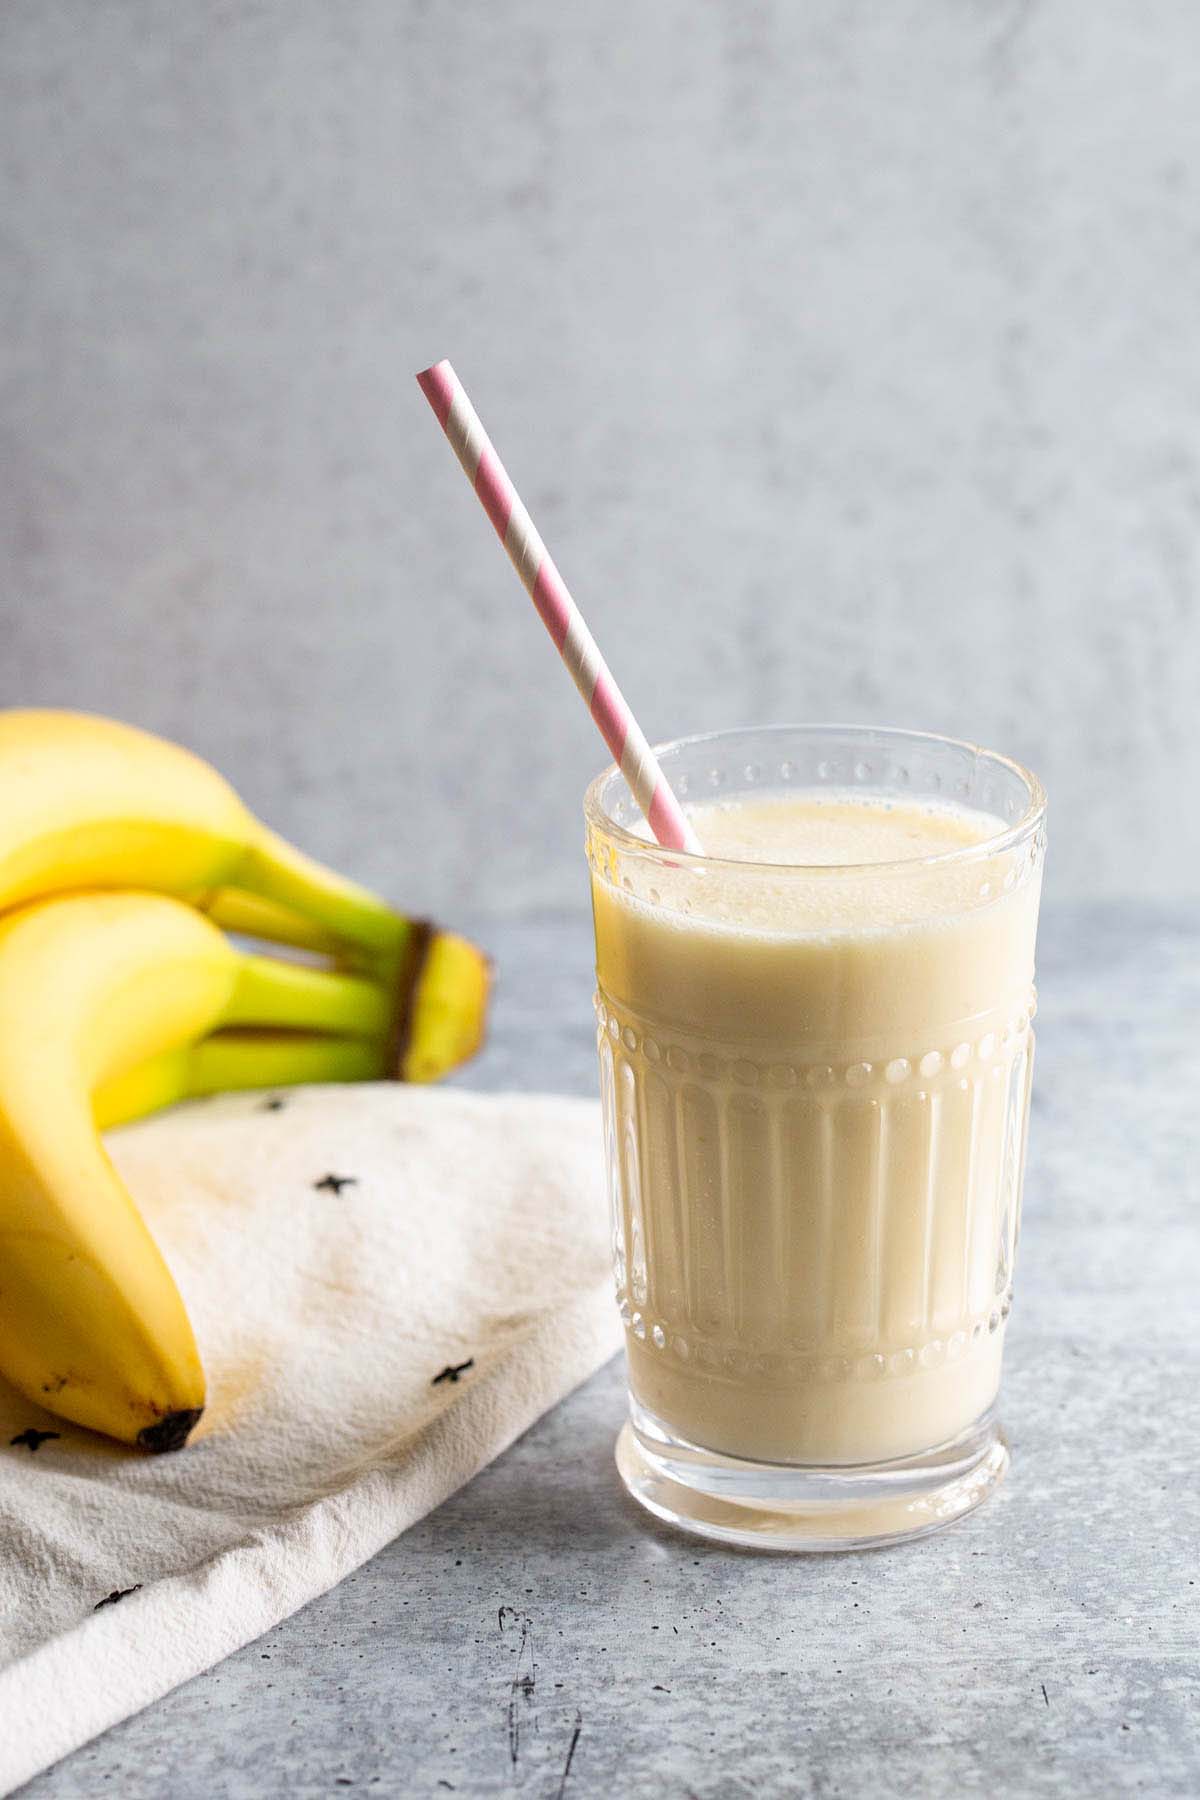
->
[[619, 793, 1011, 937]]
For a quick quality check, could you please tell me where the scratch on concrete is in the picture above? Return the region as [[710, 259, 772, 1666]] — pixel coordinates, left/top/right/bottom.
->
[[499, 1605, 536, 1768], [555, 1712, 583, 1799]]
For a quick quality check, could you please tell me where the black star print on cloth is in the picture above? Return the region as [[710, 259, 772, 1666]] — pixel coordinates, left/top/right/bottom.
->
[[9, 1428, 60, 1452], [313, 1173, 358, 1195], [94, 1585, 142, 1610], [431, 1359, 475, 1386]]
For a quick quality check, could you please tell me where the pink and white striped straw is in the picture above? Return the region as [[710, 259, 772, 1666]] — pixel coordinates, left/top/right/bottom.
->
[[416, 360, 702, 855]]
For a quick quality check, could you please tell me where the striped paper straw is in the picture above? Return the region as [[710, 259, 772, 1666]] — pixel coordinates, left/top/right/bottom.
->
[[416, 360, 702, 856]]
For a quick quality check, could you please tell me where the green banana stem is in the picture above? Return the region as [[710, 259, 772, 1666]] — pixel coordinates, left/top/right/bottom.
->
[[189, 1032, 387, 1094], [227, 953, 392, 1039], [203, 889, 350, 962], [96, 1032, 389, 1132], [238, 826, 411, 964]]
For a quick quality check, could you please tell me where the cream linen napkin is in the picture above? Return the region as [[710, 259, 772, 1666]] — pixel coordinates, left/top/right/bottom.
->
[[0, 1083, 620, 1795]]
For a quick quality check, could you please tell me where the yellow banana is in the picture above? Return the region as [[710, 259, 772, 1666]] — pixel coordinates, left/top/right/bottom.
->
[[0, 892, 402, 1449], [0, 709, 402, 954], [0, 710, 491, 1077]]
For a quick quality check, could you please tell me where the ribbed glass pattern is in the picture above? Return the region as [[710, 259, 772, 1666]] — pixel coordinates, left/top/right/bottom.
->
[[598, 989, 1035, 1385]]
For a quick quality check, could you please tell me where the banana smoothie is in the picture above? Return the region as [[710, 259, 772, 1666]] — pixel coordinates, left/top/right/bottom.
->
[[589, 779, 1043, 1471]]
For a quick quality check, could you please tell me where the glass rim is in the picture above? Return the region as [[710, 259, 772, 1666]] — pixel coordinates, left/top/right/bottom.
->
[[583, 722, 1047, 878]]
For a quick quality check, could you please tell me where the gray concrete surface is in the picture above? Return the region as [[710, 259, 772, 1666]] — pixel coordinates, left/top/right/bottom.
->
[[4, 3, 1200, 916], [19, 905, 1200, 1799]]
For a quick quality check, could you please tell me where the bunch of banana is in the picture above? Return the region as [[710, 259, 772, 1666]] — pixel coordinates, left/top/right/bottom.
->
[[0, 710, 491, 1451]]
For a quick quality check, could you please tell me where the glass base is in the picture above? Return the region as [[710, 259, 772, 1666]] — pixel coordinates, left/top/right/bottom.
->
[[615, 1399, 1008, 1552]]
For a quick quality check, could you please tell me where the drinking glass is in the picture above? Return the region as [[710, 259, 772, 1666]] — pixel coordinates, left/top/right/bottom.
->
[[584, 725, 1046, 1549]]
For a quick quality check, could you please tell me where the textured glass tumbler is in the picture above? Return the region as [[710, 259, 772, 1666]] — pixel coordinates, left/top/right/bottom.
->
[[585, 726, 1046, 1550]]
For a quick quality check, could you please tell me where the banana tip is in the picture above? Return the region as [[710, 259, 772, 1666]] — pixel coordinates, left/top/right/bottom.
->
[[136, 1407, 203, 1453]]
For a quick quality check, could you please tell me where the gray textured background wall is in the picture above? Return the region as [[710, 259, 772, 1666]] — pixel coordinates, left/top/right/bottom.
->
[[3, 1, 1199, 920]]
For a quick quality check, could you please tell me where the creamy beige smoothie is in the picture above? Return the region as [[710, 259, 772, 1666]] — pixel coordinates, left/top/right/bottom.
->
[[590, 791, 1042, 1468]]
